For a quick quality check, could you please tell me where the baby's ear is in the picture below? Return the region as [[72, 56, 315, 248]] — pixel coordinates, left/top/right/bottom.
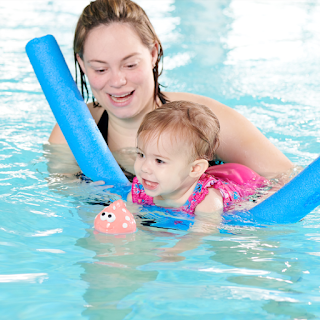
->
[[189, 159, 209, 178]]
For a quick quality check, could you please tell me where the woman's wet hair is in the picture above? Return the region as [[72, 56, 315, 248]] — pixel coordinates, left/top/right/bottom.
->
[[137, 101, 220, 162], [74, 0, 168, 107]]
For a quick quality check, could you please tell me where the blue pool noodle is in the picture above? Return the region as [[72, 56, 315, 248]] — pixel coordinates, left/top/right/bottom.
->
[[26, 35, 129, 186], [26, 35, 320, 225], [245, 155, 320, 224]]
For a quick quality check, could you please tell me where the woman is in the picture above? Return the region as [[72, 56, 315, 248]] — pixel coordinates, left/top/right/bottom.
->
[[49, 0, 292, 180]]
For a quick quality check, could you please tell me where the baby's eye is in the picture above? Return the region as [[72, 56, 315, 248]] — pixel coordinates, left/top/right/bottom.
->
[[136, 151, 144, 158], [156, 159, 164, 164], [95, 69, 106, 73]]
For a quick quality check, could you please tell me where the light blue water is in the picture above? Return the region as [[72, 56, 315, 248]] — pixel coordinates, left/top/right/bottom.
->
[[1, 0, 320, 319]]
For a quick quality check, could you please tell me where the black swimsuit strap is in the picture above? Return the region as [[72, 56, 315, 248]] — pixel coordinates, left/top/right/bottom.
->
[[97, 109, 109, 144]]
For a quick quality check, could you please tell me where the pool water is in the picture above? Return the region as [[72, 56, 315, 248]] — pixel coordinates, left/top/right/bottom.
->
[[1, 0, 320, 319]]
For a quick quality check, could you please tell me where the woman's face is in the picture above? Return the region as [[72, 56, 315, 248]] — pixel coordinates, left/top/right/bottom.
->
[[77, 23, 158, 121]]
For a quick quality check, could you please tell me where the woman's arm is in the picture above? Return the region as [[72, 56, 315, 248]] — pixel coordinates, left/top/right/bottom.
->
[[166, 92, 293, 178], [49, 123, 67, 144]]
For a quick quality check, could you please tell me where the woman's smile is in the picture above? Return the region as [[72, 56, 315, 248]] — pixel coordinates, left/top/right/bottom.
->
[[107, 90, 135, 106]]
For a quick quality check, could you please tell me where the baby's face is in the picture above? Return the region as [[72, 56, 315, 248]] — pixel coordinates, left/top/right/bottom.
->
[[134, 132, 195, 201]]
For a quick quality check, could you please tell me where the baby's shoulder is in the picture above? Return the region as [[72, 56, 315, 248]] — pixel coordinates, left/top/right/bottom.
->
[[195, 187, 223, 214]]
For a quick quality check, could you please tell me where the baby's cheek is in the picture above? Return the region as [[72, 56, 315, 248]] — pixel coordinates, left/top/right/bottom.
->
[[133, 160, 140, 174]]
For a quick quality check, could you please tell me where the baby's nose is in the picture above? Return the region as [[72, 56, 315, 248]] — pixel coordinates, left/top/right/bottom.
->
[[141, 160, 152, 174]]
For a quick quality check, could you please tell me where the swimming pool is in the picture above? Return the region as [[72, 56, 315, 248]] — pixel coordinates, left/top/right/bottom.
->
[[1, 0, 320, 318]]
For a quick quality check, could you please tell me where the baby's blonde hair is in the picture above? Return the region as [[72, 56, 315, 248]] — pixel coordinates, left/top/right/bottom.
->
[[137, 101, 220, 162]]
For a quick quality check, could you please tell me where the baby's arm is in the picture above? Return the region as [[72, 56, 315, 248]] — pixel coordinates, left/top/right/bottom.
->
[[195, 188, 223, 214], [156, 190, 223, 262], [190, 188, 223, 233], [127, 191, 132, 202]]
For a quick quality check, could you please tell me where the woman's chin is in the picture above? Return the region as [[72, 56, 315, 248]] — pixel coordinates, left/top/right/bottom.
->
[[106, 103, 146, 120], [107, 107, 139, 120]]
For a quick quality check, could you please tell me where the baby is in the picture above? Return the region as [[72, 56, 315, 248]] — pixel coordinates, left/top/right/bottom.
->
[[127, 101, 266, 214]]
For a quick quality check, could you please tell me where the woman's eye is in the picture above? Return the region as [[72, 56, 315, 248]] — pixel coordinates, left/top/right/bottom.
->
[[126, 63, 137, 69], [93, 67, 107, 73]]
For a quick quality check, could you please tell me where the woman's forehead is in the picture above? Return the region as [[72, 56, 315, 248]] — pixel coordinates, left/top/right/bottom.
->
[[83, 23, 146, 57]]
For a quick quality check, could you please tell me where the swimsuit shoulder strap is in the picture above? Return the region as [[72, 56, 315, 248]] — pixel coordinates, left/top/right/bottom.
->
[[97, 110, 109, 144]]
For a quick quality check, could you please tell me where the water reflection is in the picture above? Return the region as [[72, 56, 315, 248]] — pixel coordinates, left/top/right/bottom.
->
[[203, 226, 317, 318], [77, 226, 160, 319]]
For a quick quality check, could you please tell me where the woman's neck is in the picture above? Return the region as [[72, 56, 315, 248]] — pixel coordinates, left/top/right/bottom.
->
[[106, 95, 160, 152], [107, 104, 156, 152], [107, 117, 139, 152]]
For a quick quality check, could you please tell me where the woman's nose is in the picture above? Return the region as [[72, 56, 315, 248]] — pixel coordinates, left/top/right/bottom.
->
[[109, 70, 126, 88]]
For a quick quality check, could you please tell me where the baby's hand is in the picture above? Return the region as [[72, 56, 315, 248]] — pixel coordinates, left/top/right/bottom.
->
[[91, 180, 106, 186]]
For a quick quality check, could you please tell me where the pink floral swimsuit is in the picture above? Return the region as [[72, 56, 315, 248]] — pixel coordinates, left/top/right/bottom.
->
[[131, 164, 267, 215]]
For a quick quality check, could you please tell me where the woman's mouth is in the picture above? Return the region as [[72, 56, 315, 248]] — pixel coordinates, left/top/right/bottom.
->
[[109, 91, 134, 104], [142, 178, 159, 191]]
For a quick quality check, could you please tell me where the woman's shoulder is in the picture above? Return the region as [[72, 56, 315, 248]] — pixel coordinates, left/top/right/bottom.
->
[[164, 92, 234, 114], [165, 91, 224, 105], [87, 102, 105, 124]]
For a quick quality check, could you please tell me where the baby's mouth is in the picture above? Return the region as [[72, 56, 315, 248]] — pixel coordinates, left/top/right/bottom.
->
[[142, 178, 158, 190], [109, 91, 134, 103]]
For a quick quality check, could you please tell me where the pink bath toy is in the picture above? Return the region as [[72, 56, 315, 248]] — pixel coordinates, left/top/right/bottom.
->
[[94, 200, 136, 234]]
